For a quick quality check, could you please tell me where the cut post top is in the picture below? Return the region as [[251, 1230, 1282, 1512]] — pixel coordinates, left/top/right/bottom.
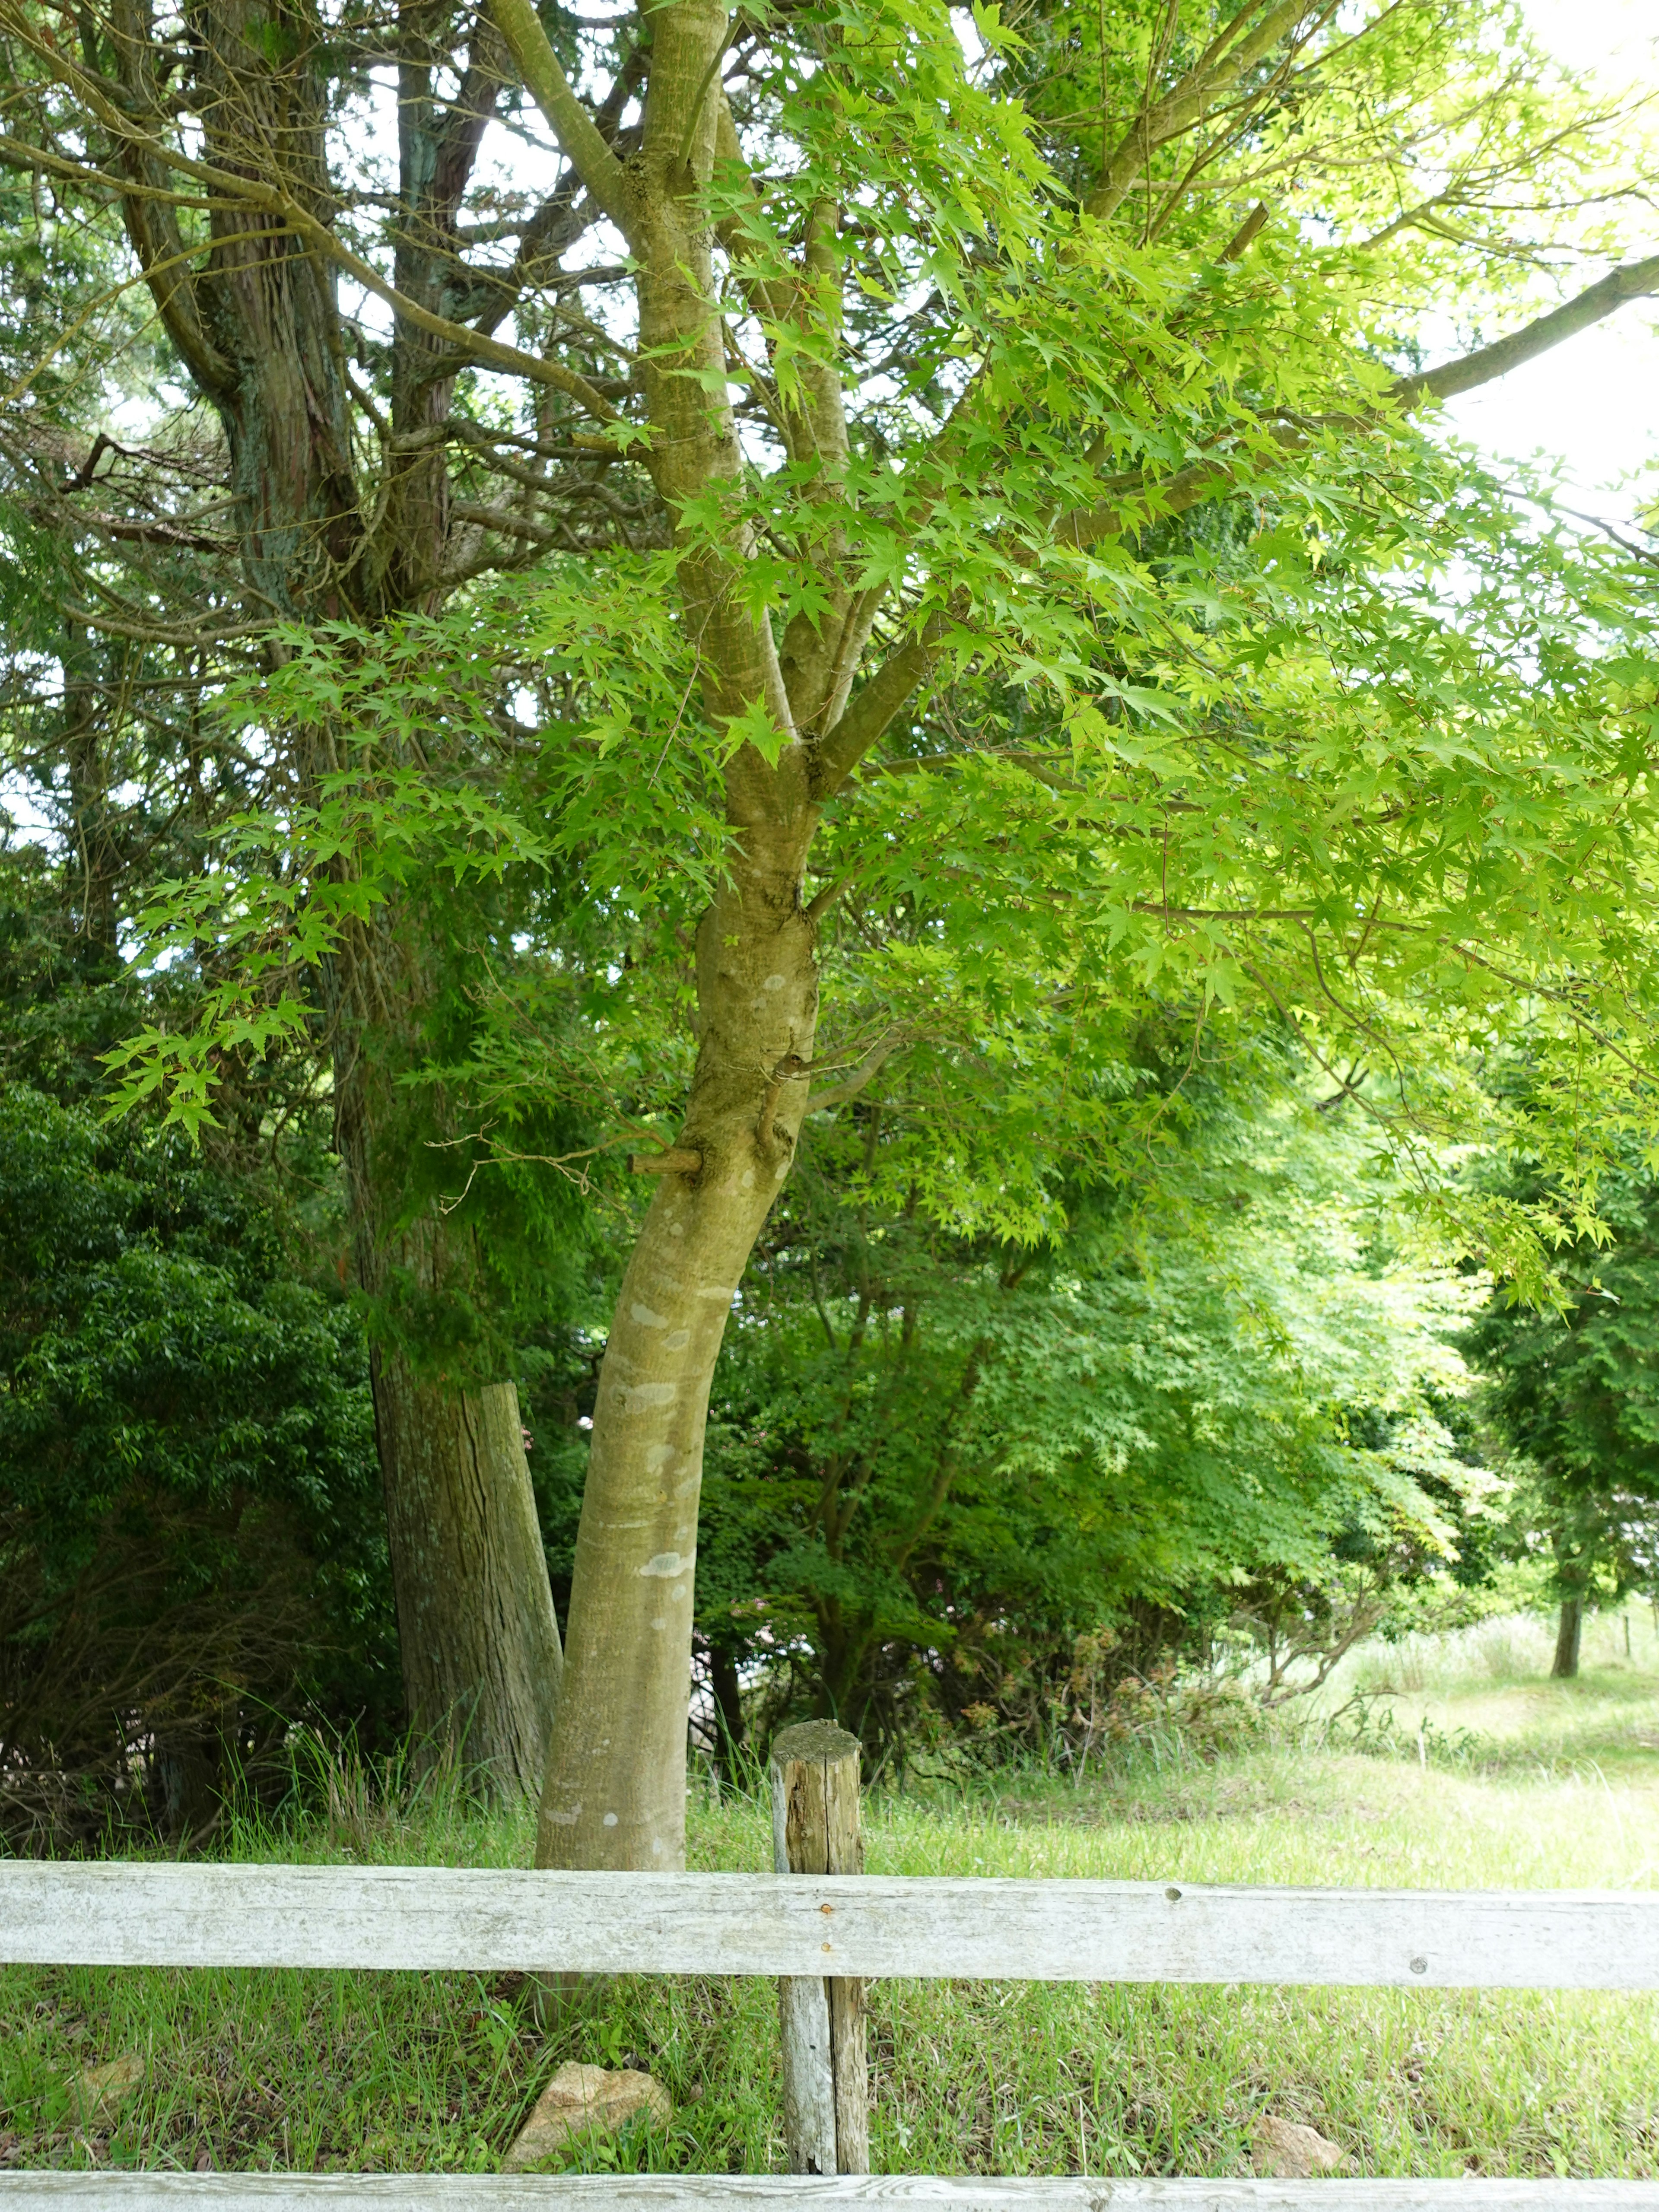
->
[[770, 1722, 862, 1767]]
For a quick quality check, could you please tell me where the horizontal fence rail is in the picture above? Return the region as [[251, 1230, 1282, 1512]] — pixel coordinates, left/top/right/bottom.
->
[[3, 1864, 1659, 1989], [3, 2175, 1659, 2207]]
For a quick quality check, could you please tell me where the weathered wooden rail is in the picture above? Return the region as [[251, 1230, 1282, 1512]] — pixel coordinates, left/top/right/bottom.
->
[[5, 1859, 1658, 1986], [2, 1722, 1656, 2208]]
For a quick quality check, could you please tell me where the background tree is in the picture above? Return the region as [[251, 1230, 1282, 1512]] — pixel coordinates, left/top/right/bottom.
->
[[0, 0, 611, 1790], [1465, 1160, 1659, 1679]]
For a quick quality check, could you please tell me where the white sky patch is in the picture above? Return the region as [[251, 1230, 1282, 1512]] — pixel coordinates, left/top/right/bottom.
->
[[1439, 0, 1659, 511], [1444, 311, 1659, 510], [0, 772, 57, 841], [952, 6, 988, 76]]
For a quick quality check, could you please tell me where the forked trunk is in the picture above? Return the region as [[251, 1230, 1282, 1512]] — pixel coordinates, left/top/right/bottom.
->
[[505, 0, 853, 1869]]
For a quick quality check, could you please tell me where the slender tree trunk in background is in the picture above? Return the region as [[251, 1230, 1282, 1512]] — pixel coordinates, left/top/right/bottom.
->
[[60, 620, 120, 959], [814, 1600, 859, 1727], [1549, 1513, 1591, 1682], [707, 1641, 746, 1767], [1551, 1592, 1583, 1679]]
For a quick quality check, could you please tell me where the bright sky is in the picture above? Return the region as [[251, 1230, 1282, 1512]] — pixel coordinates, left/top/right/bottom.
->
[[1439, 0, 1659, 513]]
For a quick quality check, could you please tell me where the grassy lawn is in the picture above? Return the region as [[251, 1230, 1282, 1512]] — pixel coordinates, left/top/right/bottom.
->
[[3, 1609, 1658, 2181]]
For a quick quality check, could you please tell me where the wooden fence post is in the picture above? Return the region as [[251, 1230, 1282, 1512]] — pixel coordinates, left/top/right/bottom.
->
[[769, 1720, 868, 2177]]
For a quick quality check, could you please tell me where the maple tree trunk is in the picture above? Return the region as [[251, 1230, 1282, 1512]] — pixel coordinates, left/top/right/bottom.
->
[[514, 0, 851, 1869], [537, 848, 819, 1866]]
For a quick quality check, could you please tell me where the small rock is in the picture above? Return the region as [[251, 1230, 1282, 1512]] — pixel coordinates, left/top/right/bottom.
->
[[503, 2063, 671, 2173], [72, 2053, 145, 2128], [1252, 2114, 1345, 2178]]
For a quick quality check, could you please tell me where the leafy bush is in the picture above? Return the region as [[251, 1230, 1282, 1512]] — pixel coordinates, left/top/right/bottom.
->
[[0, 1088, 392, 1847]]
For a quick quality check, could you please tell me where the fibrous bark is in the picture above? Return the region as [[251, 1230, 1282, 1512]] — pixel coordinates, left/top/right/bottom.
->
[[375, 1367, 561, 1792], [38, 0, 569, 1789]]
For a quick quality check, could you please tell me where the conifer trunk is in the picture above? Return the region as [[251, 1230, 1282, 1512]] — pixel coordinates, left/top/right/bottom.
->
[[375, 1365, 561, 1792], [100, 0, 564, 1790], [331, 921, 564, 1791]]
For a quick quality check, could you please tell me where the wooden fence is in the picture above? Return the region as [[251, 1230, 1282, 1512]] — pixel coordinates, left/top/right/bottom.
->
[[2, 1721, 1657, 2208]]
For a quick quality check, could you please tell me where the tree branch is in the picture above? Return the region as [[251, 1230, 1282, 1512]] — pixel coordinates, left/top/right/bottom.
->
[[806, 1033, 909, 1115], [0, 13, 624, 425], [1086, 0, 1329, 225], [61, 601, 268, 646], [491, 0, 638, 248], [811, 619, 953, 798], [313, 223, 626, 425], [1054, 252, 1659, 551], [1388, 253, 1659, 406]]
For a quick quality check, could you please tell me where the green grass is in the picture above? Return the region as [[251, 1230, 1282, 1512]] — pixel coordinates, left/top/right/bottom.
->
[[3, 1609, 1659, 2182]]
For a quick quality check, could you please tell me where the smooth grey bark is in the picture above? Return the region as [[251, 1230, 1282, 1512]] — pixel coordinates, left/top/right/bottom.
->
[[536, 858, 821, 1866]]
